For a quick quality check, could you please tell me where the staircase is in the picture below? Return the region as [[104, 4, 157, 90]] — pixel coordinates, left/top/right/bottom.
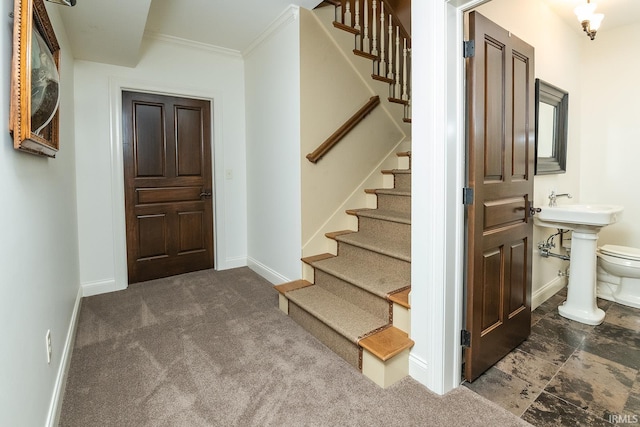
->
[[276, 151, 412, 388]]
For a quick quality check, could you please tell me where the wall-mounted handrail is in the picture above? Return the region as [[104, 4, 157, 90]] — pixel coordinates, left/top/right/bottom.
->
[[306, 96, 380, 163]]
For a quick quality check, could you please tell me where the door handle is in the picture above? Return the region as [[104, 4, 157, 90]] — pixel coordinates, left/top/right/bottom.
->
[[199, 191, 212, 199]]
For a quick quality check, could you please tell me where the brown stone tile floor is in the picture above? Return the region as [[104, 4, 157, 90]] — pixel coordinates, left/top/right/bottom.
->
[[464, 287, 640, 426]]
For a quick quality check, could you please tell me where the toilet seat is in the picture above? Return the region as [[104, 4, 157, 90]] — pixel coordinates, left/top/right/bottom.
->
[[598, 244, 640, 261]]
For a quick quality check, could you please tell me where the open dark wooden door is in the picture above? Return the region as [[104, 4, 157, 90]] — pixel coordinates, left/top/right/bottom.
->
[[464, 11, 535, 382], [123, 91, 214, 284]]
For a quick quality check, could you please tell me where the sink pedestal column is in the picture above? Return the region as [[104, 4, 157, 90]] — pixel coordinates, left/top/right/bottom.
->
[[558, 230, 605, 325]]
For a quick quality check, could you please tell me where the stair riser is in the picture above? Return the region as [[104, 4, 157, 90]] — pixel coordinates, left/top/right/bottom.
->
[[288, 301, 361, 369], [375, 193, 411, 214], [356, 216, 410, 243], [313, 269, 390, 321], [393, 173, 411, 191], [337, 242, 411, 277]]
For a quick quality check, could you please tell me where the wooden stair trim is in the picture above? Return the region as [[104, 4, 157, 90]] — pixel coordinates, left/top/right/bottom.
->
[[389, 97, 409, 106], [306, 96, 380, 164], [358, 326, 414, 362], [396, 151, 411, 158], [353, 49, 378, 61], [364, 188, 377, 194], [325, 230, 355, 240], [345, 208, 410, 225], [371, 74, 394, 84], [318, 0, 341, 6], [333, 21, 360, 35], [388, 288, 410, 309], [274, 279, 313, 295], [403, 118, 412, 123], [302, 253, 335, 265]]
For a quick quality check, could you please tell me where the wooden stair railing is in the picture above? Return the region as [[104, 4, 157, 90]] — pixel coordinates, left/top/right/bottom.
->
[[306, 96, 380, 163], [325, 0, 412, 122]]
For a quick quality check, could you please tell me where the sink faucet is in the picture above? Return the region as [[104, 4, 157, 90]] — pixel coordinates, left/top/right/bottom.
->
[[548, 190, 572, 207]]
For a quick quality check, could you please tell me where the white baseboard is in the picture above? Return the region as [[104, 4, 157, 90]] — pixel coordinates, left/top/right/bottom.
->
[[218, 256, 247, 271], [247, 257, 291, 285], [408, 353, 431, 391], [46, 286, 83, 427], [532, 276, 567, 310], [82, 278, 118, 297]]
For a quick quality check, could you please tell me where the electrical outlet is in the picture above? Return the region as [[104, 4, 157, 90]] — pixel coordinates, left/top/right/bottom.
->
[[46, 330, 52, 364]]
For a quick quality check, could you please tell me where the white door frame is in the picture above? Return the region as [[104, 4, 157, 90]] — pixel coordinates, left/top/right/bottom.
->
[[410, 0, 489, 395], [107, 78, 227, 291]]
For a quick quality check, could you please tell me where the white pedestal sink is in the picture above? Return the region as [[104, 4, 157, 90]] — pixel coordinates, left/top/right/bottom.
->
[[535, 204, 623, 325]]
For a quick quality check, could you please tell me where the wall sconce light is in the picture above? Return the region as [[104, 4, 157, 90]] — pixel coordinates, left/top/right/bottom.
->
[[574, 0, 604, 40], [45, 0, 76, 6]]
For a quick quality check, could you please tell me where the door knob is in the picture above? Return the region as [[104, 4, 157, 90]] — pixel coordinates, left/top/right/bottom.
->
[[199, 191, 212, 199], [529, 206, 541, 216]]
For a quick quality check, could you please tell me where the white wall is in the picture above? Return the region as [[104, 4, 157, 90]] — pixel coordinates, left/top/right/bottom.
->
[[244, 6, 303, 283], [0, 3, 80, 425], [579, 23, 640, 248], [475, 0, 584, 304], [74, 35, 247, 294]]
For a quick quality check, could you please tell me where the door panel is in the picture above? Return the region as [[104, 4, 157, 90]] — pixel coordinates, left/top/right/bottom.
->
[[465, 11, 535, 382], [123, 91, 214, 284]]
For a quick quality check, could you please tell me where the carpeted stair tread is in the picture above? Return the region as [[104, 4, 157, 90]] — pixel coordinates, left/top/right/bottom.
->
[[381, 169, 411, 175], [285, 285, 388, 343], [336, 232, 410, 262], [348, 208, 411, 224], [365, 188, 411, 197], [311, 252, 409, 298]]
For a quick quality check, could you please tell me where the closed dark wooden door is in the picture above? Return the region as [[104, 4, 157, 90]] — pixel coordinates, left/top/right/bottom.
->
[[464, 11, 535, 382], [122, 91, 214, 284]]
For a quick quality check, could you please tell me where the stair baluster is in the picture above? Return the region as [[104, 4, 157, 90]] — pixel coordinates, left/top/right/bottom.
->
[[387, 15, 394, 80], [363, 0, 370, 52], [394, 27, 401, 97], [344, 0, 351, 26], [379, 3, 386, 76], [371, 0, 378, 56], [401, 38, 408, 101]]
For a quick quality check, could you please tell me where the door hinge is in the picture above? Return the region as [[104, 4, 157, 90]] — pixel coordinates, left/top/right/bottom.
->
[[461, 329, 471, 347], [463, 40, 475, 58], [462, 187, 474, 205]]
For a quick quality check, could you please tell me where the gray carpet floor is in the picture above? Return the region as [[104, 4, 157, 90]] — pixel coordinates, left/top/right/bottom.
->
[[59, 267, 530, 426]]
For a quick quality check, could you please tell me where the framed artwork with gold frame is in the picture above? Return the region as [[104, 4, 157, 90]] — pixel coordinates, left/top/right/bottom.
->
[[10, 0, 61, 158]]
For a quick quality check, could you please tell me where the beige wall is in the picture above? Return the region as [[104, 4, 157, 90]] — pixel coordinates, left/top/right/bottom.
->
[[300, 8, 407, 257], [579, 23, 640, 248]]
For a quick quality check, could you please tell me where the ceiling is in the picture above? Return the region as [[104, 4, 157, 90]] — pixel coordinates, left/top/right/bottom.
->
[[56, 0, 639, 67], [57, 0, 323, 67]]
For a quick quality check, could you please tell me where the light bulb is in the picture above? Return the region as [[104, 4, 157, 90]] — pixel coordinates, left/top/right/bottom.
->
[[574, 2, 596, 23], [589, 13, 604, 31]]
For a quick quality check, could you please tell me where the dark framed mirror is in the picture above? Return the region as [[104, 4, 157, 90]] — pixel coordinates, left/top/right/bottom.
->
[[535, 79, 568, 175]]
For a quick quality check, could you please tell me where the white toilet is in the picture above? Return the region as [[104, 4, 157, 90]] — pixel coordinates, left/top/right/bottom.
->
[[596, 244, 640, 309]]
